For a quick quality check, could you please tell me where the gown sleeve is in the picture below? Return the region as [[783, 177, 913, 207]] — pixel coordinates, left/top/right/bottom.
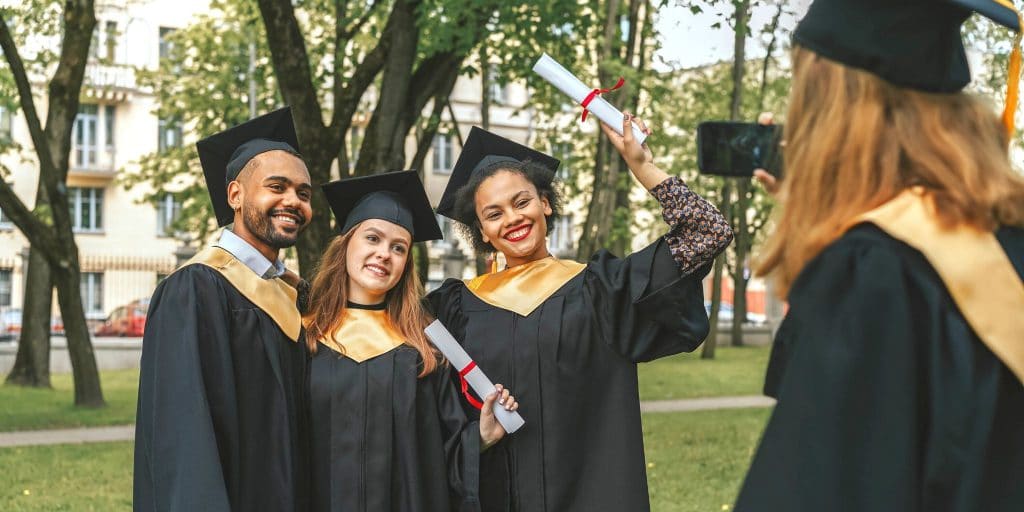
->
[[581, 177, 729, 362], [735, 233, 928, 511], [133, 266, 236, 511], [426, 279, 467, 340], [432, 363, 482, 512]]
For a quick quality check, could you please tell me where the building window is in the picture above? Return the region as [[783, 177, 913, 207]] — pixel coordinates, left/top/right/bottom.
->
[[104, 105, 115, 152], [68, 187, 104, 232], [487, 65, 506, 105], [158, 117, 182, 152], [158, 27, 176, 60], [552, 142, 571, 180], [0, 269, 11, 308], [80, 272, 103, 317], [348, 126, 363, 170], [104, 21, 118, 62], [548, 214, 574, 254], [0, 200, 11, 229], [72, 104, 115, 169], [156, 193, 182, 236], [73, 104, 99, 168], [0, 105, 12, 142], [432, 133, 454, 174]]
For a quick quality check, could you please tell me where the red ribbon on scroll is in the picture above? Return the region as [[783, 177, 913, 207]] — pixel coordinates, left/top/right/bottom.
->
[[580, 77, 625, 122], [458, 361, 484, 410]]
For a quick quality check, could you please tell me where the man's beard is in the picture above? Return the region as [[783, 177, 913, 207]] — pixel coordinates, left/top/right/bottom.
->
[[241, 203, 306, 249]]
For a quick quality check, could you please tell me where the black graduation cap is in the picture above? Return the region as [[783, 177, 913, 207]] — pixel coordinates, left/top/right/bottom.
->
[[795, 0, 1021, 93], [322, 170, 443, 243], [435, 127, 560, 220], [196, 107, 302, 227]]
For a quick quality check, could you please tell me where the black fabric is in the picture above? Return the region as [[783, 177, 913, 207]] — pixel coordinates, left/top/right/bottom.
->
[[309, 343, 481, 512], [427, 238, 710, 512], [196, 107, 302, 227], [133, 264, 310, 512], [735, 224, 1024, 512], [795, 0, 1019, 93], [435, 127, 560, 219], [322, 170, 442, 243], [227, 139, 299, 183]]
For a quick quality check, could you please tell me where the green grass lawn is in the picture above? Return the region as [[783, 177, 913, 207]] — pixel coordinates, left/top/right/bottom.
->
[[0, 442, 133, 511], [638, 345, 770, 401], [0, 370, 139, 432], [0, 346, 770, 432], [645, 408, 771, 512], [0, 408, 771, 512]]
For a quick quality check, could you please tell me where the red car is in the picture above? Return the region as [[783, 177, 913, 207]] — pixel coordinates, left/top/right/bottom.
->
[[94, 300, 148, 337]]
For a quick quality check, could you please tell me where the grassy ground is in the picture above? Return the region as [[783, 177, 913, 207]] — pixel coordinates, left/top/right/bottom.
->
[[0, 345, 770, 432], [0, 442, 133, 511], [645, 408, 771, 512], [0, 408, 771, 512], [0, 370, 139, 432], [638, 345, 770, 401]]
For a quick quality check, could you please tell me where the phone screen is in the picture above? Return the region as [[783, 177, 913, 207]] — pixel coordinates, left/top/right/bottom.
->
[[697, 122, 783, 178]]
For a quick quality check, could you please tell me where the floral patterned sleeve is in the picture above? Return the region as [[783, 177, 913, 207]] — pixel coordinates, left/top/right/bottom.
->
[[649, 176, 734, 275]]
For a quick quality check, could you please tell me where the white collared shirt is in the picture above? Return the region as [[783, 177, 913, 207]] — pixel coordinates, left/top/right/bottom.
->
[[214, 229, 287, 279]]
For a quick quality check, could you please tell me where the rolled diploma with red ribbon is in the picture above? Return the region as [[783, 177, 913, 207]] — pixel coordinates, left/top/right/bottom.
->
[[532, 53, 647, 144], [425, 319, 526, 434]]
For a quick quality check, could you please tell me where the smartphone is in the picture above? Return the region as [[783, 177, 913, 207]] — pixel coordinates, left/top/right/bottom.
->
[[696, 121, 783, 178]]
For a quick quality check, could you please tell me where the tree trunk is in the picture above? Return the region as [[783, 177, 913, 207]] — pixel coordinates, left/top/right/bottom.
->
[[702, 181, 732, 359], [52, 262, 103, 407], [576, 136, 609, 259], [576, 0, 621, 260], [608, 0, 649, 258], [702, 252, 727, 359], [480, 43, 491, 131], [724, 0, 750, 347], [6, 246, 53, 388], [731, 179, 750, 346]]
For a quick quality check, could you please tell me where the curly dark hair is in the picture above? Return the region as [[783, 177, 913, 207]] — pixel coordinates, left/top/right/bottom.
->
[[451, 159, 563, 254]]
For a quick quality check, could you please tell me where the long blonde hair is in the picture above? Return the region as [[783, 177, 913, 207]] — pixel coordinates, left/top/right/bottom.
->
[[756, 46, 1024, 297], [303, 225, 439, 376]]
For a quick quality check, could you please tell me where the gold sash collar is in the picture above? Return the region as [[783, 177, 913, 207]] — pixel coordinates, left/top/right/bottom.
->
[[315, 308, 405, 363], [186, 246, 301, 342], [464, 256, 586, 317], [852, 188, 1024, 384]]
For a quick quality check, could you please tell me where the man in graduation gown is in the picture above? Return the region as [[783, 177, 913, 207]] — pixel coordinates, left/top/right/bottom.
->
[[735, 1, 1024, 510], [134, 107, 314, 511]]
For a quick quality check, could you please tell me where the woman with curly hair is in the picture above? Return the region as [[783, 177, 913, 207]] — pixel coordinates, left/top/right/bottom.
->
[[429, 121, 733, 512]]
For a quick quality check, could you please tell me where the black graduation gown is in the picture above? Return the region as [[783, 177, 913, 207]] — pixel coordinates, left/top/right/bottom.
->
[[427, 238, 710, 512], [134, 264, 310, 512], [735, 224, 1024, 512], [309, 342, 480, 512]]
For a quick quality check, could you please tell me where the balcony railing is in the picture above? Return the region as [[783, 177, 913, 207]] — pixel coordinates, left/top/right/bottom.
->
[[70, 146, 117, 175], [83, 63, 136, 98]]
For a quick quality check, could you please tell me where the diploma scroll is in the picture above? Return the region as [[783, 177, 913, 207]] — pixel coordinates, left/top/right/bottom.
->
[[425, 320, 526, 434], [532, 53, 648, 144]]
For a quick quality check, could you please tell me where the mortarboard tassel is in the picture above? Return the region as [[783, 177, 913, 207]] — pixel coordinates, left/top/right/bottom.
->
[[997, 0, 1023, 141]]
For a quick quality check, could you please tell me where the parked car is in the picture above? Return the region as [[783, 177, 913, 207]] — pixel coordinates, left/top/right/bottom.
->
[[0, 308, 66, 341], [94, 299, 149, 337]]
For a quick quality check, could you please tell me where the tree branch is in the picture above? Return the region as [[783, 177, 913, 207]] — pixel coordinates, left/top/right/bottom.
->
[[338, 0, 382, 41], [0, 14, 54, 174], [256, 0, 327, 139], [0, 179, 53, 249], [331, 3, 396, 129]]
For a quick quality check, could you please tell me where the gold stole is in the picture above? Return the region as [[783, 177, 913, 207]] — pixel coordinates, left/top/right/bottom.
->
[[853, 188, 1024, 385], [464, 256, 587, 317], [313, 308, 406, 362], [186, 246, 301, 342]]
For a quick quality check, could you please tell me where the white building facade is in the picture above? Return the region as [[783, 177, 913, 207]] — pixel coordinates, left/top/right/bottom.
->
[[0, 0, 579, 320]]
